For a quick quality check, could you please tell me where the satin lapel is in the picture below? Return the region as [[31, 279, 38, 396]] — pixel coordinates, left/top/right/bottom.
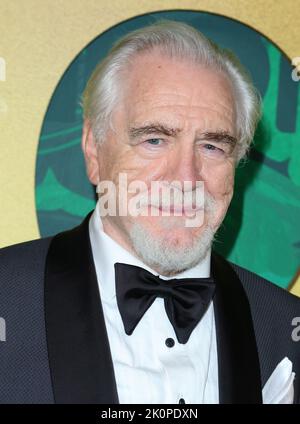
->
[[44, 213, 119, 404], [211, 252, 262, 404]]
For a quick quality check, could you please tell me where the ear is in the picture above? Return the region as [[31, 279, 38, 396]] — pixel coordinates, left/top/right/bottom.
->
[[81, 119, 100, 185]]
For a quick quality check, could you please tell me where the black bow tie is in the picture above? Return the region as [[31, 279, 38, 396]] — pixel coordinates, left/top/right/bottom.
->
[[114, 262, 216, 344]]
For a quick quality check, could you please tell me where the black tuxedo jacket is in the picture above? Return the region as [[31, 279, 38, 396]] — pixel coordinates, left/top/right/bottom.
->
[[0, 212, 299, 404]]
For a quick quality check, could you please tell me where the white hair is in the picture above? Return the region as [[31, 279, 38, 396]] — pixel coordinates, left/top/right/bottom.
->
[[82, 20, 261, 161]]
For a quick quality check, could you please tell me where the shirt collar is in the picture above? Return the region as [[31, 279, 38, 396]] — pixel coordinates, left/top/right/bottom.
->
[[89, 200, 211, 301]]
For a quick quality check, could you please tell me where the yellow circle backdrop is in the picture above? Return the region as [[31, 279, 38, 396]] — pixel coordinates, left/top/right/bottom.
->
[[0, 0, 299, 294]]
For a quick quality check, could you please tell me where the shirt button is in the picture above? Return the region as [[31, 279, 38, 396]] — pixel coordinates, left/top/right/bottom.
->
[[179, 398, 185, 404], [165, 337, 175, 348]]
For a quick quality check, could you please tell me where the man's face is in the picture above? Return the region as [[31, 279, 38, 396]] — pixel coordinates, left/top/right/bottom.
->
[[83, 51, 237, 271]]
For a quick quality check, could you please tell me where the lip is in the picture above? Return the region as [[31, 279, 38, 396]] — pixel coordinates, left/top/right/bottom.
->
[[152, 205, 202, 214]]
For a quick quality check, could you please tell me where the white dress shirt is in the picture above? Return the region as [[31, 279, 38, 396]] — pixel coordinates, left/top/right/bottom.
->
[[89, 201, 219, 404]]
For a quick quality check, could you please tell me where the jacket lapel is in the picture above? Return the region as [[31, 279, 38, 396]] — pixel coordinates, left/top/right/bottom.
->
[[44, 212, 119, 404], [212, 252, 263, 403]]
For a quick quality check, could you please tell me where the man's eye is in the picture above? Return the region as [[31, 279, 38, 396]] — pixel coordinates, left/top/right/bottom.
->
[[205, 144, 218, 151], [203, 144, 225, 154], [145, 138, 163, 146]]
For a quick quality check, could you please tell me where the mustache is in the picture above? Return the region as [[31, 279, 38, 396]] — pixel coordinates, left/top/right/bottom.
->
[[129, 186, 216, 212]]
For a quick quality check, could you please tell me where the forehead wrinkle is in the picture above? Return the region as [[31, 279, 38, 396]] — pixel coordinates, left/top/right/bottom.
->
[[124, 77, 236, 139], [131, 97, 235, 119]]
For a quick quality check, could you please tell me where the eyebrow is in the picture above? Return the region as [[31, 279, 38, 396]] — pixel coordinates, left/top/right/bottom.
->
[[129, 123, 182, 138], [128, 123, 237, 147], [199, 131, 238, 147]]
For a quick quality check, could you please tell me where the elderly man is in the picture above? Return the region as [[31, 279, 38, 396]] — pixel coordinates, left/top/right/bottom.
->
[[0, 21, 299, 404]]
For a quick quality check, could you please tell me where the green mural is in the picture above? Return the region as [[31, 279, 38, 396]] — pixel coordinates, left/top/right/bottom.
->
[[35, 10, 300, 288]]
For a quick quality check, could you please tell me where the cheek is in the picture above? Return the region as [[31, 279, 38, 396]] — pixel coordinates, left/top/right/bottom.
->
[[131, 158, 168, 187], [115, 153, 169, 188], [205, 167, 235, 201], [98, 146, 137, 182]]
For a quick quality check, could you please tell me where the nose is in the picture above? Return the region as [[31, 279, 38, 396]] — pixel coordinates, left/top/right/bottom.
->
[[167, 143, 202, 190]]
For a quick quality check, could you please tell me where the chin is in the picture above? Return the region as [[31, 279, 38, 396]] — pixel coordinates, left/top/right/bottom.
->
[[128, 217, 215, 276], [132, 215, 209, 247]]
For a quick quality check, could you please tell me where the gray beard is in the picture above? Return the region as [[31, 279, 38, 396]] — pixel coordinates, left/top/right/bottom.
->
[[128, 220, 216, 277]]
